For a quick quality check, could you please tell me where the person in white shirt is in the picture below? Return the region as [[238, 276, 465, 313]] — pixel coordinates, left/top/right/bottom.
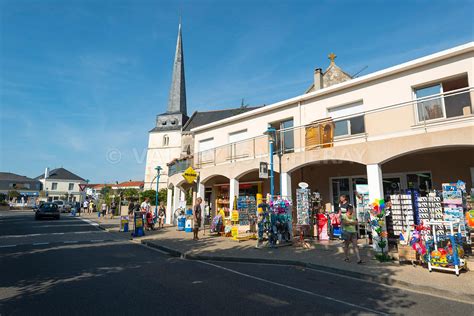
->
[[140, 198, 151, 214], [83, 200, 89, 214]]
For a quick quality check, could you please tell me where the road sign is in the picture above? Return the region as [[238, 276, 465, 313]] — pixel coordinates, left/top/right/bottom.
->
[[79, 184, 87, 192], [182, 166, 198, 184]]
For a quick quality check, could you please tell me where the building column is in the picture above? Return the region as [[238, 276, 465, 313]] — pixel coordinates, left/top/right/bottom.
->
[[180, 189, 186, 206], [172, 186, 181, 225], [281, 172, 292, 200], [367, 164, 384, 202], [366, 163, 387, 252], [197, 181, 206, 228], [229, 178, 239, 211], [166, 187, 173, 225]]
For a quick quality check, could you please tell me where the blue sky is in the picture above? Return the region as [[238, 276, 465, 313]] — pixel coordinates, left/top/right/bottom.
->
[[0, 0, 472, 183]]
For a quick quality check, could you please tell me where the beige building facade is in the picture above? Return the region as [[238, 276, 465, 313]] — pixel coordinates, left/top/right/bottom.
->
[[164, 42, 474, 222]]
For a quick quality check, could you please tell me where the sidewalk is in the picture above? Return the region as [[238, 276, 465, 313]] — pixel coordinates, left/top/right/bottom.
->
[[81, 214, 474, 302]]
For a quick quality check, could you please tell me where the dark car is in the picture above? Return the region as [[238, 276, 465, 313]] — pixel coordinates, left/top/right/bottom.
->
[[35, 202, 60, 220]]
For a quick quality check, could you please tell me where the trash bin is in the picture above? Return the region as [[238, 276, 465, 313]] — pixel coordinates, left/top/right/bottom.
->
[[121, 216, 129, 232], [177, 216, 186, 231], [133, 211, 145, 237], [185, 209, 193, 233]]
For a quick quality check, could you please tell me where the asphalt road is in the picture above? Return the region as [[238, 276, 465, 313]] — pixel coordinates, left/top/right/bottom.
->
[[0, 210, 472, 315]]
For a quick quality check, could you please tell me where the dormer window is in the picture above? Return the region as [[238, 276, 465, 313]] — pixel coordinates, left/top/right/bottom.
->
[[161, 121, 167, 126], [171, 119, 177, 125]]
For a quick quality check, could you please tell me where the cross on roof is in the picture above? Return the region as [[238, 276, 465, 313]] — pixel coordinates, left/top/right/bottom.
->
[[328, 52, 337, 64]]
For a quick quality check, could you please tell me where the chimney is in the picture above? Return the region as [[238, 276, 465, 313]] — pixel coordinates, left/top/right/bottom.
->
[[314, 68, 323, 90], [44, 167, 50, 179]]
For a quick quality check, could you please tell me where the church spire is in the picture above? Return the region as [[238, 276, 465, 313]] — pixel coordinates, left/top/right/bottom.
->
[[167, 21, 187, 115]]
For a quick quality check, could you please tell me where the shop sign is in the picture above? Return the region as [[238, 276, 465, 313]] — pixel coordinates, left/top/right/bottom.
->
[[182, 166, 198, 184], [259, 162, 268, 179]]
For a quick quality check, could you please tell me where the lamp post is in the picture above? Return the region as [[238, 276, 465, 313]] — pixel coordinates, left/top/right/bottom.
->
[[154, 166, 162, 217], [264, 127, 277, 200]]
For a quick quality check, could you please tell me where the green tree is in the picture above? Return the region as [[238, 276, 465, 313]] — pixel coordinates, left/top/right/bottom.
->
[[158, 188, 167, 205], [123, 188, 139, 200], [8, 190, 20, 200], [141, 189, 157, 206], [100, 186, 112, 197], [185, 188, 193, 207]]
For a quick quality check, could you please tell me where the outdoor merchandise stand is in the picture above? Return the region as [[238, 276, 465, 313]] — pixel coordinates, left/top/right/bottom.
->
[[390, 193, 416, 237], [295, 186, 311, 240], [426, 220, 466, 276]]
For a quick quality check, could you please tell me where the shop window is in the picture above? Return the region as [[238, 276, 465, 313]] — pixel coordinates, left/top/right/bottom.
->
[[334, 115, 365, 137], [68, 183, 74, 191], [52, 183, 58, 190], [269, 118, 294, 154], [415, 74, 471, 122]]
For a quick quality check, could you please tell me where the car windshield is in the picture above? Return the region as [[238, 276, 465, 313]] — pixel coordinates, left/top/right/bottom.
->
[[55, 201, 63, 205], [41, 203, 57, 211]]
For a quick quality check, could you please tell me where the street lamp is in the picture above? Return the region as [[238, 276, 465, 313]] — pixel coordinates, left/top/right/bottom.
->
[[154, 166, 162, 217], [264, 127, 277, 200]]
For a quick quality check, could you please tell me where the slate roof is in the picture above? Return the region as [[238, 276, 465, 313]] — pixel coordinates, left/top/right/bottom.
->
[[182, 106, 262, 132], [0, 172, 37, 181], [35, 168, 86, 181]]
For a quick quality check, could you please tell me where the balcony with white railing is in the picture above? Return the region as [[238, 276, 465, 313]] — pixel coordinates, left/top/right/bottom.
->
[[194, 87, 473, 169]]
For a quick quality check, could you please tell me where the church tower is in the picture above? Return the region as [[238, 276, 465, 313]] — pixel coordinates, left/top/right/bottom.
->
[[144, 22, 188, 190]]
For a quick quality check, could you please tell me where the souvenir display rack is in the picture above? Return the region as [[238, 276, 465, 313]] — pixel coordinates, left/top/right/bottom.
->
[[417, 194, 444, 234], [426, 220, 466, 276], [237, 196, 255, 226], [296, 188, 310, 225], [389, 193, 415, 237]]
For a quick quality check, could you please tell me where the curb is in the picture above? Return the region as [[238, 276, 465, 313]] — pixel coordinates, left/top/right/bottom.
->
[[141, 240, 474, 303]]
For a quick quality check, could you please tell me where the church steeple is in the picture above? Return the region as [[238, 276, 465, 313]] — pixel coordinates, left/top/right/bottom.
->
[[167, 21, 187, 116]]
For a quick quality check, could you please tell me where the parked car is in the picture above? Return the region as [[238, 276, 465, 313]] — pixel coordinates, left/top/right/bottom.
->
[[53, 200, 67, 213], [35, 202, 60, 220]]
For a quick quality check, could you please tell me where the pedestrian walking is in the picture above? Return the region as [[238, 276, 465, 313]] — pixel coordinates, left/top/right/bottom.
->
[[140, 198, 151, 214], [89, 200, 95, 214], [110, 200, 117, 219], [342, 205, 362, 264], [101, 202, 107, 218], [338, 194, 350, 215], [193, 197, 202, 240], [158, 202, 166, 229], [128, 200, 135, 217], [83, 200, 89, 215]]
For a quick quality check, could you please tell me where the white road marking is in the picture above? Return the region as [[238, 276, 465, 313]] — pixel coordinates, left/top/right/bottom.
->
[[32, 242, 50, 246], [33, 224, 91, 228], [0, 231, 104, 238], [0, 244, 16, 248], [241, 261, 474, 305], [198, 261, 387, 315], [137, 243, 169, 255]]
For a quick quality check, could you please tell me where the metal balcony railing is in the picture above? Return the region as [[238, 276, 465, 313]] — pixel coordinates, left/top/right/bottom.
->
[[194, 87, 473, 169], [168, 158, 193, 177]]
